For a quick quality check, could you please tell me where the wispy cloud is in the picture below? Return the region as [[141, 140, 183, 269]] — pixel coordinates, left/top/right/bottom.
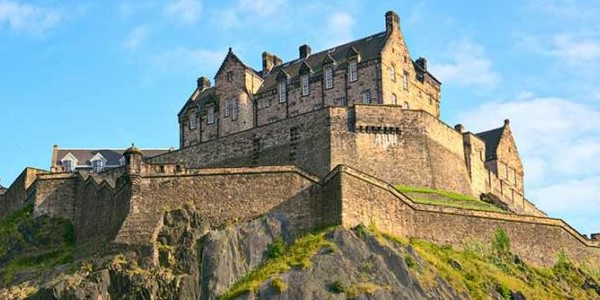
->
[[0, 0, 61, 36], [164, 0, 202, 25], [214, 0, 288, 29], [123, 25, 149, 51], [429, 37, 499, 88], [458, 93, 600, 233], [149, 47, 224, 77], [320, 11, 355, 48]]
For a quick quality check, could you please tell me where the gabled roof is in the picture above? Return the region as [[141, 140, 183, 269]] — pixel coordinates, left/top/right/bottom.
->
[[476, 127, 504, 160], [54, 149, 170, 167], [256, 31, 389, 94], [178, 87, 217, 117], [215, 48, 261, 80]]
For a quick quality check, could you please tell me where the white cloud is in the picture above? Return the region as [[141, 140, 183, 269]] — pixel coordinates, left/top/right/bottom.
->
[[164, 0, 202, 25], [0, 0, 61, 35], [214, 0, 288, 29], [458, 94, 600, 233], [429, 38, 499, 88], [123, 25, 149, 51], [551, 34, 600, 63], [238, 0, 286, 18]]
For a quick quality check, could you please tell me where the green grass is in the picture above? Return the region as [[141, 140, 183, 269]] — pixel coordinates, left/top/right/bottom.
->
[[0, 204, 75, 285], [394, 185, 506, 213], [220, 228, 336, 300]]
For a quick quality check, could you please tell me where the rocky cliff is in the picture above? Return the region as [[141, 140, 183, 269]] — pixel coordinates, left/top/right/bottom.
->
[[1, 205, 599, 299]]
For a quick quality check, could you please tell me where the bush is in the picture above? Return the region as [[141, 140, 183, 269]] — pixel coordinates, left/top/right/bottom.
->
[[496, 283, 511, 300], [354, 224, 368, 238], [492, 228, 511, 257], [270, 277, 287, 293], [267, 237, 286, 259], [329, 280, 345, 293], [405, 255, 416, 268]]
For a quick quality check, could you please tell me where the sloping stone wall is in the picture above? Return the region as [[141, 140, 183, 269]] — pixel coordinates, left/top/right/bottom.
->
[[0, 168, 46, 219]]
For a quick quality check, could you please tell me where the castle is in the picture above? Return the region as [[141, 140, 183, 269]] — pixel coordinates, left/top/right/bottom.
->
[[0, 11, 598, 267]]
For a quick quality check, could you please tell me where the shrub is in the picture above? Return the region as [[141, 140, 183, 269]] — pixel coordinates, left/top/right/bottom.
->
[[267, 237, 286, 259], [405, 255, 416, 268], [329, 280, 345, 293], [496, 283, 511, 300], [354, 224, 368, 238], [270, 277, 287, 293], [492, 228, 510, 258]]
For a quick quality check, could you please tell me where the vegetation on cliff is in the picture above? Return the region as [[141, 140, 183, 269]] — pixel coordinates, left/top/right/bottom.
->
[[1, 206, 599, 299]]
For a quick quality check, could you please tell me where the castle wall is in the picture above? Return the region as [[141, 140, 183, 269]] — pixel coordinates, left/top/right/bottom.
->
[[31, 173, 76, 221], [149, 108, 332, 177], [463, 133, 488, 195], [114, 166, 326, 245], [330, 105, 473, 195], [0, 168, 46, 219], [337, 166, 600, 267]]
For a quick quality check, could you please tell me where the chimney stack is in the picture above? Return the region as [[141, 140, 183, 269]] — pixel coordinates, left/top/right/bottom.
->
[[385, 11, 400, 34], [262, 52, 274, 74], [416, 57, 428, 72], [197, 77, 211, 91], [299, 44, 311, 59], [454, 124, 464, 133], [504, 119, 510, 126]]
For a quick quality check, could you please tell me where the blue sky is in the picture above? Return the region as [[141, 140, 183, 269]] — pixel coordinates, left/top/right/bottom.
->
[[1, 0, 599, 235]]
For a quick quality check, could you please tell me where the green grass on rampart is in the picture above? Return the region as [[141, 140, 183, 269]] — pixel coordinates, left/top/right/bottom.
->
[[394, 185, 506, 213]]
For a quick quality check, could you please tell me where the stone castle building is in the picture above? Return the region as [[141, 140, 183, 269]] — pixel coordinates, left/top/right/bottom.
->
[[0, 11, 598, 268]]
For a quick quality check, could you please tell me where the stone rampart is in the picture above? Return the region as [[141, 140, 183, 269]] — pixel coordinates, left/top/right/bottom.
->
[[0, 168, 47, 219], [336, 165, 600, 267]]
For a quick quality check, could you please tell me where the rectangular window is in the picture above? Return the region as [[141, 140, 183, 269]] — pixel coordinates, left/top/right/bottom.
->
[[227, 71, 233, 82], [403, 71, 409, 91], [232, 98, 239, 120], [224, 99, 231, 117], [392, 93, 397, 105], [301, 75, 310, 96], [349, 61, 357, 82], [325, 67, 333, 89], [189, 116, 198, 129], [278, 81, 287, 103], [362, 90, 371, 104], [404, 101, 410, 109], [92, 160, 104, 173], [63, 160, 73, 172], [207, 105, 215, 124], [390, 65, 396, 82]]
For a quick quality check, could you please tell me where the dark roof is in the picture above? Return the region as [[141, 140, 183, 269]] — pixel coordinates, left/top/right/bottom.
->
[[55, 149, 170, 167], [476, 127, 505, 160], [178, 87, 218, 117], [256, 31, 389, 93]]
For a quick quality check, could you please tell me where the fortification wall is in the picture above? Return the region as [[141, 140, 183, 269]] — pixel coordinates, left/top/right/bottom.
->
[[330, 105, 473, 195], [337, 166, 600, 267], [0, 168, 46, 219], [32, 173, 76, 221], [149, 108, 332, 177], [114, 166, 333, 246]]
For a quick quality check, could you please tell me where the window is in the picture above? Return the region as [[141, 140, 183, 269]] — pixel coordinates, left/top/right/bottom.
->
[[224, 99, 231, 117], [390, 65, 396, 82], [227, 71, 233, 82], [207, 105, 215, 124], [63, 160, 73, 172], [232, 98, 239, 121], [404, 101, 410, 109], [325, 67, 333, 89], [278, 81, 287, 103], [349, 61, 357, 82], [189, 116, 198, 129], [301, 74, 310, 96], [403, 71, 409, 91], [392, 93, 397, 105], [92, 160, 104, 173], [362, 90, 371, 104]]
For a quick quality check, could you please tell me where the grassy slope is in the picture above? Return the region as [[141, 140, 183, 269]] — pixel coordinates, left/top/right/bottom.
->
[[221, 225, 600, 300], [0, 205, 75, 286], [395, 185, 506, 213]]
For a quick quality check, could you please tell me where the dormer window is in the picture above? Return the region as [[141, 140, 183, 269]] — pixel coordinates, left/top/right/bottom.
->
[[120, 157, 126, 166], [92, 160, 104, 173], [349, 61, 357, 82], [325, 67, 333, 89], [278, 81, 287, 103], [63, 159, 73, 172], [390, 64, 396, 82], [207, 105, 216, 124], [301, 74, 310, 96]]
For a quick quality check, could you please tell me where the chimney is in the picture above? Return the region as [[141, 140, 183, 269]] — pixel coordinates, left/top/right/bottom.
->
[[197, 76, 211, 91], [591, 233, 600, 241], [416, 57, 428, 72], [262, 51, 274, 74], [504, 119, 510, 126], [299, 44, 311, 59], [385, 11, 400, 34]]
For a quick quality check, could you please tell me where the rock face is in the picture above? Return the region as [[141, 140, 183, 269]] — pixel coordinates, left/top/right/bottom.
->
[[4, 207, 600, 299]]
